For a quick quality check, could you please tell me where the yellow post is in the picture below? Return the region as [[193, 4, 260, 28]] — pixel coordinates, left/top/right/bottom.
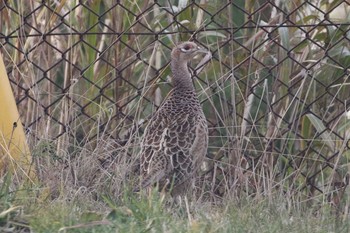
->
[[0, 53, 35, 180]]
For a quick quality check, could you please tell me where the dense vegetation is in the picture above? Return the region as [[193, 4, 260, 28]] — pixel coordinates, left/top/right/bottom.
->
[[1, 0, 350, 232]]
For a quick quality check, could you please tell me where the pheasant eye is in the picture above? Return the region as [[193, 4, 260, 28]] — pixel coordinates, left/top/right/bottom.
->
[[181, 45, 192, 52]]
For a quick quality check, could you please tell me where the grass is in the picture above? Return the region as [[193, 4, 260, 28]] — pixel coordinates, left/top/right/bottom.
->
[[2, 134, 349, 232], [1, 0, 350, 232], [1, 176, 349, 233], [1, 138, 350, 232]]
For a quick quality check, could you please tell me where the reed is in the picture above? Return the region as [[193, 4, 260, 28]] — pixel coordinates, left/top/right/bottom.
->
[[0, 0, 350, 231]]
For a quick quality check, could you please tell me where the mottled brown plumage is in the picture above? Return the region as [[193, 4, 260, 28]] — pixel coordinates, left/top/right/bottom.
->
[[136, 42, 209, 194]]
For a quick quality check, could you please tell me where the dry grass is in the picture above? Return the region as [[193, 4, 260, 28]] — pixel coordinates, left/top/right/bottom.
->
[[1, 0, 350, 232]]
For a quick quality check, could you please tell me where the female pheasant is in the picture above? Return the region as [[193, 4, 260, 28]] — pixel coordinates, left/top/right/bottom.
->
[[136, 42, 209, 194]]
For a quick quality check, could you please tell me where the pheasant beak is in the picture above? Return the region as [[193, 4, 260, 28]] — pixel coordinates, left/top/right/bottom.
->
[[196, 46, 208, 54]]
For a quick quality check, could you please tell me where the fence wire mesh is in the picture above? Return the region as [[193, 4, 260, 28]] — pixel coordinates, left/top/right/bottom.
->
[[1, 0, 350, 202]]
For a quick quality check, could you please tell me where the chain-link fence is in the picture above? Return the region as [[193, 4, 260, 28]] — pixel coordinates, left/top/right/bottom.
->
[[1, 0, 350, 203]]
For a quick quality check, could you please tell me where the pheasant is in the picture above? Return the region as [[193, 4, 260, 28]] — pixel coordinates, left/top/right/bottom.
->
[[136, 41, 209, 194]]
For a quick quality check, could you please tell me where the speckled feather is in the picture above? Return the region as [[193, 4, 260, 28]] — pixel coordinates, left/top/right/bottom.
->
[[136, 42, 209, 193]]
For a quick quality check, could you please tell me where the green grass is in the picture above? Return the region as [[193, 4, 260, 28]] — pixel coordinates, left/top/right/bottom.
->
[[1, 174, 349, 233]]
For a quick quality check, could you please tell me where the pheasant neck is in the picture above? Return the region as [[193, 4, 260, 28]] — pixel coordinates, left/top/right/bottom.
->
[[171, 60, 195, 92]]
